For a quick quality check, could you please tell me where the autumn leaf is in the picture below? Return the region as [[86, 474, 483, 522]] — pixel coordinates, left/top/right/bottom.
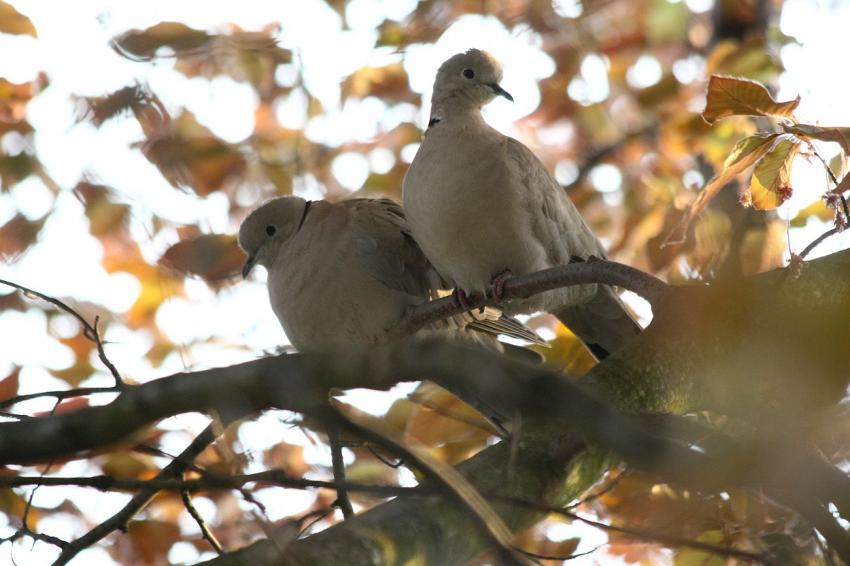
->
[[342, 63, 419, 104], [0, 366, 19, 402], [111, 22, 212, 61], [159, 234, 245, 282], [73, 182, 131, 238], [78, 84, 169, 132], [0, 1, 36, 36], [126, 520, 182, 563], [0, 213, 45, 259], [142, 112, 246, 196], [101, 452, 155, 480], [702, 75, 800, 124], [664, 134, 777, 246], [744, 134, 799, 209], [0, 77, 38, 123]]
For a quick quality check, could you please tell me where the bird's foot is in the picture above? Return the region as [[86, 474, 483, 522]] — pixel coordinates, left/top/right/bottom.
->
[[488, 269, 514, 302]]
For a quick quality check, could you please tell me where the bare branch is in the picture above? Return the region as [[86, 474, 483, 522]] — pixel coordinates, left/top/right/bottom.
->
[[498, 496, 764, 562], [0, 279, 124, 388], [53, 421, 221, 565], [400, 259, 667, 335], [182, 490, 223, 554]]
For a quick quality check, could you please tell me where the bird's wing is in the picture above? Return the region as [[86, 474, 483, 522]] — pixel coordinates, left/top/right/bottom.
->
[[344, 198, 436, 300], [503, 136, 606, 264]]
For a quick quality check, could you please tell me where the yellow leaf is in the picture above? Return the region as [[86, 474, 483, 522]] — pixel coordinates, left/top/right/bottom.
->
[[664, 134, 777, 246], [746, 134, 799, 210], [702, 75, 799, 124]]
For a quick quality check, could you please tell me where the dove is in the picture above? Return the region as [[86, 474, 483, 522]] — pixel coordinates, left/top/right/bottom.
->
[[238, 196, 541, 354], [403, 49, 641, 359]]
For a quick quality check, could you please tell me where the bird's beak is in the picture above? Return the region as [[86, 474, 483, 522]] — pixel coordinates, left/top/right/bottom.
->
[[242, 254, 258, 279], [489, 83, 513, 102]]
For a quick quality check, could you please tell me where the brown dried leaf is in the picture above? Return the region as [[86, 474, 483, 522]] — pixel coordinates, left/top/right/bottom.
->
[[0, 213, 45, 259], [125, 520, 182, 564], [0, 152, 37, 191], [0, 1, 36, 36], [78, 84, 169, 132], [142, 112, 246, 196], [784, 123, 850, 156], [159, 234, 245, 282], [0, 366, 19, 402], [112, 22, 212, 61], [342, 63, 418, 104], [73, 182, 131, 238], [702, 75, 799, 124]]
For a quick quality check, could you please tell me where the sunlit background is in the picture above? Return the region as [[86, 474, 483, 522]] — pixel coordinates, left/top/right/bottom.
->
[[1, 0, 848, 563]]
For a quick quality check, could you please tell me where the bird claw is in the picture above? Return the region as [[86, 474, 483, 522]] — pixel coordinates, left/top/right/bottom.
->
[[488, 269, 513, 302]]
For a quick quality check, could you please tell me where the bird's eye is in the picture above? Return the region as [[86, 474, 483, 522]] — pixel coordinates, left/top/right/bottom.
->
[[462, 68, 475, 79], [265, 225, 277, 236]]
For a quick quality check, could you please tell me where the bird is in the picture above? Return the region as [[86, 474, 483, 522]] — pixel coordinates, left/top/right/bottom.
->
[[403, 49, 641, 359], [237, 196, 542, 355]]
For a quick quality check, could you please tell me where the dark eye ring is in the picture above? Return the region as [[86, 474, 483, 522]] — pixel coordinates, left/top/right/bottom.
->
[[462, 68, 475, 79], [265, 225, 277, 236]]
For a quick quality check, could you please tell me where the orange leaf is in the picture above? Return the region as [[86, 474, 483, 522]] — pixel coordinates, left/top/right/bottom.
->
[[159, 234, 245, 282], [702, 75, 799, 124], [126, 520, 182, 563], [0, 1, 36, 37]]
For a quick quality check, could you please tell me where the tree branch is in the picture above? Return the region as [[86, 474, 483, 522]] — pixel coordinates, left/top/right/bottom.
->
[[400, 258, 668, 335]]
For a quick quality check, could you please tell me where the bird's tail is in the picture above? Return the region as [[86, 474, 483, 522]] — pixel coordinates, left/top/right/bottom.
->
[[553, 285, 641, 360]]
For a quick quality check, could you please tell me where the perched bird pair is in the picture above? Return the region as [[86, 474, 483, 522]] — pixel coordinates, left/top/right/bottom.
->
[[239, 49, 639, 358]]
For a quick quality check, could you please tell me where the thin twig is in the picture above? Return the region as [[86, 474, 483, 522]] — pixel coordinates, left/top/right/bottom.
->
[[327, 425, 354, 519], [799, 227, 840, 260], [52, 422, 221, 565], [0, 386, 126, 411], [499, 496, 763, 562], [0, 279, 124, 388], [181, 490, 223, 554]]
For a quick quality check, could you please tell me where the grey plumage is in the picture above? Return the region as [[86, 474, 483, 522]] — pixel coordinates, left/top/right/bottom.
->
[[403, 49, 640, 358], [238, 196, 541, 353]]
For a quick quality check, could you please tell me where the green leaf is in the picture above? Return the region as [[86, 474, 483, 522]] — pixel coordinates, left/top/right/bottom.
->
[[745, 134, 799, 210], [702, 75, 800, 124]]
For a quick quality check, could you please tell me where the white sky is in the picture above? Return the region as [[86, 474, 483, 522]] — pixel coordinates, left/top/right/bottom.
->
[[1, 0, 849, 564]]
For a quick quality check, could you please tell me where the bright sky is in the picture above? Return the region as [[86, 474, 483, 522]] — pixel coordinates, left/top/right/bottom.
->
[[0, 0, 848, 564]]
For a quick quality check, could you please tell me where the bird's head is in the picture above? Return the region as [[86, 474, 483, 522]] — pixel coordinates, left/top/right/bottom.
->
[[238, 196, 310, 278], [432, 49, 512, 108]]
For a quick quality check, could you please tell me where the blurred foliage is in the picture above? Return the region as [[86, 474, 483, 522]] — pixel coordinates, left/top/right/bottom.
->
[[0, 0, 847, 564]]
